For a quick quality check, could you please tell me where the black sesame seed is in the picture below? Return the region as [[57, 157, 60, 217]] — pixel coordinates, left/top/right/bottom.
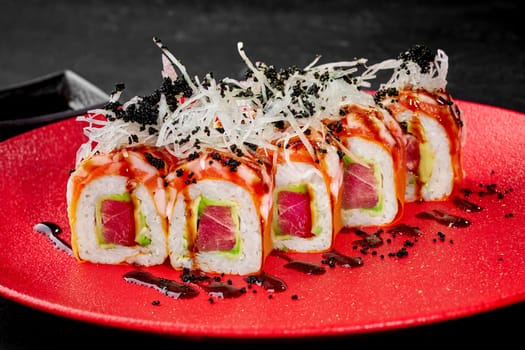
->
[[395, 247, 409, 258], [187, 152, 200, 161], [404, 240, 414, 247], [115, 82, 126, 92], [145, 152, 165, 170]]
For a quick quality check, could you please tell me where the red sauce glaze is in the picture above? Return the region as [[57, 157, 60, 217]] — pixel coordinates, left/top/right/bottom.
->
[[68, 146, 176, 220]]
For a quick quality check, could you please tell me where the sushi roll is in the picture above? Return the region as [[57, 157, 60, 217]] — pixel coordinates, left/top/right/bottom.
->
[[66, 146, 175, 266], [270, 133, 342, 253], [231, 41, 392, 232], [373, 45, 464, 201], [166, 149, 274, 275], [325, 102, 407, 228], [66, 46, 192, 267], [65, 39, 466, 278]]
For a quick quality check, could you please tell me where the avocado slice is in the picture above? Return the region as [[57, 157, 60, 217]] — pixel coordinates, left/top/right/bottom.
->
[[405, 120, 435, 185]]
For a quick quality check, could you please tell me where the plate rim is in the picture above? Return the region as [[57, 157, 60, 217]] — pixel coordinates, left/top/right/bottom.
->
[[1, 98, 524, 339]]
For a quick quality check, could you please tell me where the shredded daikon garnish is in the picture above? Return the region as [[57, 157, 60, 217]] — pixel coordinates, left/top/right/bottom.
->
[[153, 40, 377, 162], [372, 44, 449, 93], [74, 40, 448, 167]]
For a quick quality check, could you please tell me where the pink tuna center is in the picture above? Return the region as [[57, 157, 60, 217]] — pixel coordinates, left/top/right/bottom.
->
[[276, 190, 313, 238], [342, 162, 379, 209], [100, 199, 136, 246], [195, 205, 237, 252]]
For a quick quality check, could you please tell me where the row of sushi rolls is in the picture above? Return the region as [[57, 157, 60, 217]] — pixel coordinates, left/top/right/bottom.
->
[[66, 38, 465, 276]]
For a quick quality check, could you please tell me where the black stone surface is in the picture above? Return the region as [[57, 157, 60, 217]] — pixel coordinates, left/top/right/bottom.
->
[[1, 0, 523, 348]]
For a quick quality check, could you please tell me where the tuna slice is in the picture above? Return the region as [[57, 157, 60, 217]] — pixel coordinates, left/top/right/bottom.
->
[[100, 199, 136, 246], [196, 205, 236, 251], [342, 162, 379, 209], [276, 190, 313, 238], [405, 134, 420, 172]]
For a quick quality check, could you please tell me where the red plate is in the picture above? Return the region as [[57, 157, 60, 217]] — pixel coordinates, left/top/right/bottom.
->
[[0, 100, 524, 338]]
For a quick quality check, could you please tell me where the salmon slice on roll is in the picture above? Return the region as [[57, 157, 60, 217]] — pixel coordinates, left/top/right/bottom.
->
[[325, 102, 406, 228], [66, 146, 176, 266], [270, 132, 342, 253], [371, 44, 465, 201], [166, 149, 274, 275]]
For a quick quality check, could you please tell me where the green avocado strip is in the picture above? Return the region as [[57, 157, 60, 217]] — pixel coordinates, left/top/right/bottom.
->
[[134, 200, 152, 246], [406, 120, 435, 186]]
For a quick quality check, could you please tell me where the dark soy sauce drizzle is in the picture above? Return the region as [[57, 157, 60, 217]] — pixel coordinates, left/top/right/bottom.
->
[[33, 222, 73, 256], [181, 269, 247, 298], [124, 270, 249, 299], [197, 280, 247, 298], [36, 183, 489, 302], [353, 228, 384, 247], [416, 209, 471, 228], [123, 270, 199, 299], [244, 272, 287, 292], [387, 223, 423, 237], [452, 195, 483, 212], [272, 250, 326, 275], [322, 249, 364, 268]]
